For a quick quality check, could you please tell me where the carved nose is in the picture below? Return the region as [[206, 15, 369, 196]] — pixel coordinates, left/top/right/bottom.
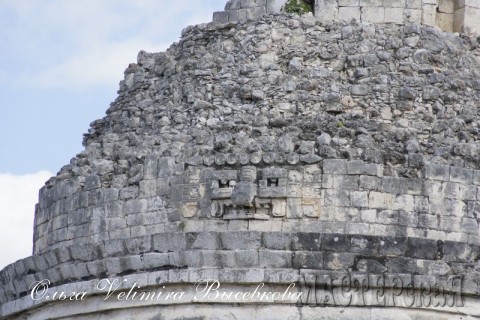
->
[[231, 182, 257, 206]]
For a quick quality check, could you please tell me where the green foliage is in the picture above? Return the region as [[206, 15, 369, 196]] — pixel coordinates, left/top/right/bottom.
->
[[283, 0, 313, 15], [336, 121, 345, 128]]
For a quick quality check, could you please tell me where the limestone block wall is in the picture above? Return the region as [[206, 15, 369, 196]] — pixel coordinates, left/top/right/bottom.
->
[[213, 0, 288, 23], [213, 0, 480, 34], [1, 231, 477, 318], [33, 159, 480, 255], [3, 12, 480, 319]]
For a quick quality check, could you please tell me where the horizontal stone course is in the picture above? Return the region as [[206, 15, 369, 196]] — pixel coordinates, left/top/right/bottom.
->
[[3, 231, 479, 304]]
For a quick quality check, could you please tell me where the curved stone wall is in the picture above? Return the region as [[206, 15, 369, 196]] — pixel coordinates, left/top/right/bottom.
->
[[1, 231, 478, 318], [2, 10, 480, 320], [32, 16, 480, 254], [33, 159, 480, 254]]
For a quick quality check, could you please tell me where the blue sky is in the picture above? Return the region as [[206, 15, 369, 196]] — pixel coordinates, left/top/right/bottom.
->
[[0, 0, 226, 269]]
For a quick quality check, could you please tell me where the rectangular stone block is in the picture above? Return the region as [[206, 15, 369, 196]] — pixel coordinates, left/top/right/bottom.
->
[[322, 174, 334, 188], [384, 0, 406, 6], [377, 209, 398, 224], [263, 232, 292, 250], [339, 0, 359, 5], [246, 6, 267, 20], [235, 250, 259, 267], [461, 217, 478, 234], [404, 8, 422, 22], [438, 0, 455, 12], [324, 252, 356, 270], [361, 209, 377, 223], [414, 196, 429, 212], [213, 11, 230, 23], [157, 157, 175, 178], [369, 191, 393, 209], [143, 252, 169, 269], [360, 0, 383, 5], [323, 159, 348, 174], [442, 181, 463, 199], [124, 199, 148, 215], [437, 12, 455, 32], [454, 6, 465, 32], [359, 175, 381, 191], [406, 0, 422, 7], [339, 6, 361, 20], [315, 0, 339, 21], [345, 222, 370, 234], [450, 167, 474, 184], [362, 6, 385, 23], [392, 194, 414, 211], [473, 170, 480, 185], [385, 7, 405, 23], [221, 231, 262, 250], [424, 164, 450, 181], [324, 189, 350, 206], [259, 250, 293, 268], [333, 175, 359, 190], [347, 160, 383, 176], [293, 251, 324, 269], [418, 213, 439, 229], [422, 4, 437, 25], [152, 233, 186, 252], [266, 0, 286, 13], [350, 191, 369, 207], [463, 185, 478, 201]]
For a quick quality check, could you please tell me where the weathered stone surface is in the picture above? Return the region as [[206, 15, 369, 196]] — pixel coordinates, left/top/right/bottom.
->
[[4, 4, 480, 319]]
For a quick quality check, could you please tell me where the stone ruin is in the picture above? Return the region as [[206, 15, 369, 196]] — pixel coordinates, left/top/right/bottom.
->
[[1, 0, 480, 319], [214, 0, 480, 34]]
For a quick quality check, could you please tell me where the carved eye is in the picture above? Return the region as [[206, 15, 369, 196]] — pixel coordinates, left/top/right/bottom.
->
[[219, 180, 236, 188], [267, 178, 279, 187]]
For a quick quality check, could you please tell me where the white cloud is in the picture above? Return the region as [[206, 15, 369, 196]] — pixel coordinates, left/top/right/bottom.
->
[[0, 171, 52, 270], [2, 0, 224, 89], [26, 39, 171, 88]]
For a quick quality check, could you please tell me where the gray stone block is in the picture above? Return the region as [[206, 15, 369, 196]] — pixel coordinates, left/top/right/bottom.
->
[[186, 232, 221, 250], [143, 252, 170, 269], [292, 233, 322, 251], [221, 231, 262, 250], [359, 175, 381, 191], [405, 238, 440, 260], [323, 159, 348, 174], [424, 164, 450, 181], [70, 244, 100, 261], [450, 167, 473, 184], [235, 250, 259, 267], [125, 236, 152, 254], [213, 11, 230, 23], [322, 234, 349, 252], [347, 160, 383, 176], [345, 222, 370, 234], [293, 251, 324, 269], [324, 252, 356, 270], [262, 232, 292, 250], [474, 170, 480, 185], [152, 233, 186, 252], [103, 239, 126, 257], [259, 250, 293, 268], [333, 175, 359, 190]]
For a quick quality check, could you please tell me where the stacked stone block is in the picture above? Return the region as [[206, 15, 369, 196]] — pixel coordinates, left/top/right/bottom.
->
[[213, 0, 480, 34]]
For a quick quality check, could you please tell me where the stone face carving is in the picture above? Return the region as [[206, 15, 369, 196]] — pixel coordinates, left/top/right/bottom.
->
[[204, 165, 314, 220]]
